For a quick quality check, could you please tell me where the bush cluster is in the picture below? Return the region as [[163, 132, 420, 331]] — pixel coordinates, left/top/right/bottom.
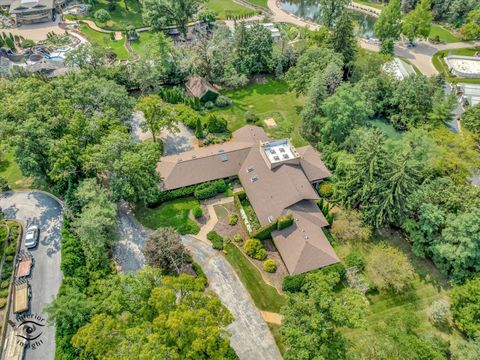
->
[[244, 239, 267, 260], [215, 95, 232, 108], [207, 231, 224, 250], [206, 115, 228, 133], [263, 259, 277, 273], [345, 250, 365, 270], [318, 182, 334, 198], [228, 213, 238, 225], [283, 274, 306, 292], [233, 234, 243, 243], [0, 298, 6, 309], [194, 180, 227, 200], [192, 206, 203, 218], [149, 179, 229, 206]]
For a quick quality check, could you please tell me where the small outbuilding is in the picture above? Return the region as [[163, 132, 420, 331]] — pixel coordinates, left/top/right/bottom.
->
[[185, 76, 219, 102]]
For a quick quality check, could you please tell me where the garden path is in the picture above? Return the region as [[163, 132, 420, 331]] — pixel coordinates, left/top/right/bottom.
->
[[196, 196, 234, 242]]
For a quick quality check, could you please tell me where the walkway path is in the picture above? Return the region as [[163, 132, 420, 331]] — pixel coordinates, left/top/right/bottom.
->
[[115, 202, 282, 359], [183, 235, 282, 360], [196, 196, 234, 242]]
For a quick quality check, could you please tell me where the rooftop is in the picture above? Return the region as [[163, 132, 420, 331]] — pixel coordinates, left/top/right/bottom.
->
[[262, 139, 299, 165]]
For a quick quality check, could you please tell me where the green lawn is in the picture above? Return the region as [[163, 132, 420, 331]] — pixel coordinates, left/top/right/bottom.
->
[[135, 198, 200, 235], [244, 0, 268, 8], [129, 31, 155, 58], [206, 0, 259, 19], [268, 323, 286, 356], [353, 0, 385, 9], [432, 47, 480, 84], [367, 119, 402, 140], [79, 23, 129, 60], [0, 148, 32, 189], [224, 243, 286, 312], [211, 79, 307, 147], [79, 0, 144, 30], [429, 24, 462, 43], [339, 228, 460, 346]]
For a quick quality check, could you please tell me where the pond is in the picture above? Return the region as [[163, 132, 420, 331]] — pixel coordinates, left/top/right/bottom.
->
[[278, 0, 377, 38]]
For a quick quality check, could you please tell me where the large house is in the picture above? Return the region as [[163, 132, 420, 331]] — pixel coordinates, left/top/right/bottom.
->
[[1, 0, 64, 25], [157, 126, 339, 275]]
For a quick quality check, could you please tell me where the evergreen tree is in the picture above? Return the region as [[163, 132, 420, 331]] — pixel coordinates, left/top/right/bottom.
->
[[331, 12, 357, 66]]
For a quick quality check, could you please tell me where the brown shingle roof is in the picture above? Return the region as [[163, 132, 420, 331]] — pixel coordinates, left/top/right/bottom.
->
[[239, 146, 319, 226], [273, 203, 339, 275], [157, 141, 253, 190], [296, 145, 332, 182], [185, 76, 218, 99], [232, 125, 270, 143]]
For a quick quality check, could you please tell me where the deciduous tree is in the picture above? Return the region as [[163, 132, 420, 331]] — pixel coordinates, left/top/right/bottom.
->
[[136, 94, 178, 142]]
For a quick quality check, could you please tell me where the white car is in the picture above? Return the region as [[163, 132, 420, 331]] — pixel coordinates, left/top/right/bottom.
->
[[24, 226, 39, 249]]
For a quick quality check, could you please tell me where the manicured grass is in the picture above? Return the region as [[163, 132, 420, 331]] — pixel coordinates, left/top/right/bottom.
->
[[79, 23, 129, 60], [268, 323, 286, 356], [79, 0, 144, 30], [432, 47, 480, 83], [0, 148, 32, 189], [206, 0, 259, 19], [353, 0, 385, 10], [211, 79, 307, 147], [429, 24, 462, 43], [135, 197, 200, 235], [129, 31, 155, 58], [244, 0, 268, 8], [224, 243, 286, 312], [367, 119, 402, 140]]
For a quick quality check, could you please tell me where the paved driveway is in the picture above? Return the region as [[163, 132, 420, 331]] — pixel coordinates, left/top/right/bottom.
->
[[0, 191, 63, 360], [183, 235, 282, 360]]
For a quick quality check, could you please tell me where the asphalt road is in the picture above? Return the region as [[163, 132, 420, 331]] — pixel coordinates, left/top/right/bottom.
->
[[0, 191, 63, 360]]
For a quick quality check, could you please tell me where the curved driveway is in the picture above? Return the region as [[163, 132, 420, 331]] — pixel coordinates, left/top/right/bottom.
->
[[0, 191, 63, 360]]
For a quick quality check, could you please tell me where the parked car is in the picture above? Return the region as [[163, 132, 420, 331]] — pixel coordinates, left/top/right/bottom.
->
[[24, 225, 39, 249]]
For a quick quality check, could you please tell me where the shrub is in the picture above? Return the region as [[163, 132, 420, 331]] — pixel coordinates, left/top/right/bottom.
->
[[263, 259, 277, 273], [331, 209, 372, 243], [245, 111, 259, 123], [215, 95, 232, 108], [0, 280, 9, 289], [207, 231, 224, 250], [428, 299, 452, 328], [174, 104, 202, 129], [206, 114, 228, 133], [277, 214, 294, 230], [192, 206, 203, 218], [204, 101, 214, 109], [5, 255, 13, 263], [345, 250, 365, 271], [0, 176, 10, 192], [198, 8, 216, 24], [233, 234, 243, 243], [228, 213, 238, 225], [244, 239, 267, 260], [0, 289, 8, 297], [194, 180, 227, 200], [318, 182, 334, 197], [0, 298, 6, 309], [4, 244, 15, 257], [94, 9, 111, 23], [283, 274, 306, 292]]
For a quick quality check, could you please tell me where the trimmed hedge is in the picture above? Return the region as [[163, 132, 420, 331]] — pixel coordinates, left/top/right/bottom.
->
[[149, 180, 229, 207], [207, 231, 224, 250], [277, 214, 294, 230], [251, 221, 277, 240], [250, 213, 294, 239], [282, 274, 306, 292]]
